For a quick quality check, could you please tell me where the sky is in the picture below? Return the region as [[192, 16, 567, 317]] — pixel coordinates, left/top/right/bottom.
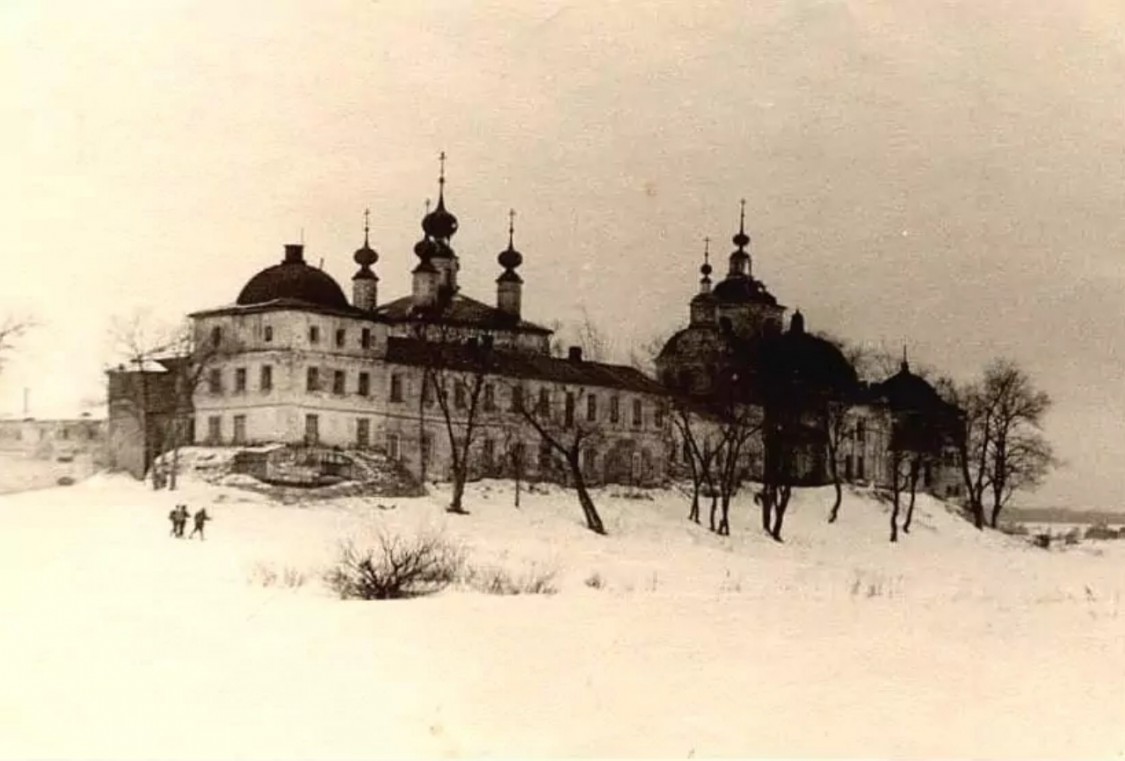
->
[[2, 0, 1124, 508]]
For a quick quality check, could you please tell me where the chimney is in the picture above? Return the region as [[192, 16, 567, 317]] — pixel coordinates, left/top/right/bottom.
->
[[283, 244, 304, 264], [568, 346, 583, 363]]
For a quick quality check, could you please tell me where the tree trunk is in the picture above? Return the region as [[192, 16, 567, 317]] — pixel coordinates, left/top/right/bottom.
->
[[717, 494, 730, 536], [708, 492, 718, 533], [828, 478, 842, 523], [448, 459, 469, 514], [169, 441, 180, 491], [770, 486, 791, 542], [890, 488, 901, 543], [903, 459, 920, 534], [759, 488, 773, 534], [989, 502, 1002, 529], [688, 484, 700, 524], [571, 456, 606, 535]]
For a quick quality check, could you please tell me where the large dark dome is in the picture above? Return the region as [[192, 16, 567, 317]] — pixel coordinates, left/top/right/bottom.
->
[[750, 327, 859, 400], [237, 244, 350, 309]]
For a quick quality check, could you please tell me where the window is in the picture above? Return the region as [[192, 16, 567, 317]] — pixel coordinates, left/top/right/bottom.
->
[[306, 367, 320, 392], [232, 415, 246, 444], [610, 395, 620, 424], [537, 387, 551, 415], [390, 374, 403, 403], [454, 381, 467, 409], [305, 414, 319, 444], [361, 328, 371, 349], [210, 326, 222, 348], [856, 455, 866, 480], [654, 402, 665, 429], [356, 418, 370, 448], [586, 394, 598, 422], [309, 326, 320, 344], [260, 365, 273, 392], [482, 438, 495, 468], [422, 376, 434, 407], [335, 328, 345, 347], [208, 368, 222, 394], [632, 399, 643, 428], [565, 392, 575, 428], [844, 455, 854, 481], [856, 419, 866, 444], [207, 415, 221, 444], [511, 385, 524, 412], [264, 325, 273, 343], [358, 372, 370, 397], [387, 433, 400, 460], [483, 383, 495, 412], [421, 433, 433, 463], [538, 439, 553, 470], [333, 370, 346, 395], [234, 367, 247, 393]]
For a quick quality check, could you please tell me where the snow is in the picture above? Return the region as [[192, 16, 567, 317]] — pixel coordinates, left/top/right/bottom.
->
[[0, 475, 1123, 759]]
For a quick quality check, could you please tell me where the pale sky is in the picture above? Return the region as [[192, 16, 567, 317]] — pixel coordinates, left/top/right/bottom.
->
[[3, 0, 1124, 508]]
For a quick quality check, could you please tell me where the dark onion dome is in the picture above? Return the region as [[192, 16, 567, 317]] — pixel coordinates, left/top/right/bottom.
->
[[497, 210, 524, 282], [422, 193, 458, 240], [414, 236, 439, 260], [237, 244, 349, 309], [748, 322, 859, 400], [701, 261, 713, 277], [711, 275, 779, 305], [353, 210, 378, 268], [871, 361, 950, 414]]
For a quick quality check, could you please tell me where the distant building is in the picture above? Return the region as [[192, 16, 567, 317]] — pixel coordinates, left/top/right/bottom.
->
[[0, 415, 107, 463]]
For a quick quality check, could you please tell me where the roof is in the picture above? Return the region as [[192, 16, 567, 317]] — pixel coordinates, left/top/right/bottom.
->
[[237, 260, 350, 310], [385, 337, 668, 396], [189, 298, 375, 321], [868, 364, 958, 417], [376, 293, 553, 335]]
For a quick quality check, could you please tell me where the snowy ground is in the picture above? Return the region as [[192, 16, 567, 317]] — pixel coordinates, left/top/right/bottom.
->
[[0, 475, 1123, 759]]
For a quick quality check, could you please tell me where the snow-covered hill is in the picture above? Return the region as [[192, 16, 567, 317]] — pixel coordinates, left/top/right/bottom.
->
[[0, 475, 1122, 759]]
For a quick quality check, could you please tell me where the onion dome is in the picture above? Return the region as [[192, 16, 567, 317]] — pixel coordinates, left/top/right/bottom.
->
[[497, 209, 524, 283], [238, 243, 349, 309], [729, 198, 751, 274], [421, 151, 459, 241], [353, 209, 379, 281], [698, 236, 713, 291]]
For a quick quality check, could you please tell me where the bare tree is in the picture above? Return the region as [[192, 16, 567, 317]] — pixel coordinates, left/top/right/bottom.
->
[[669, 397, 720, 526], [938, 361, 1056, 530], [825, 400, 853, 523], [510, 381, 607, 535], [0, 315, 36, 374], [712, 404, 762, 536], [411, 322, 494, 514], [980, 360, 1055, 527]]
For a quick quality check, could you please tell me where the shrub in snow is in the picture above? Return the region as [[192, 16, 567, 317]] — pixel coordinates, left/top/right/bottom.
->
[[56, 476, 75, 486], [326, 532, 464, 600], [462, 564, 558, 596], [1085, 523, 1118, 541], [249, 563, 308, 589], [584, 572, 605, 590]]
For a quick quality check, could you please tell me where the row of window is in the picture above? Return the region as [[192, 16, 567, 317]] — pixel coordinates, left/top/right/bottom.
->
[[205, 366, 664, 429], [209, 325, 375, 350]]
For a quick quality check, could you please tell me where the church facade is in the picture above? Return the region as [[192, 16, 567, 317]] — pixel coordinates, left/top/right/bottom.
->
[[180, 163, 671, 486]]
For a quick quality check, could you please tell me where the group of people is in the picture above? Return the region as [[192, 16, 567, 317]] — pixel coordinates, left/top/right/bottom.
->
[[168, 504, 211, 540]]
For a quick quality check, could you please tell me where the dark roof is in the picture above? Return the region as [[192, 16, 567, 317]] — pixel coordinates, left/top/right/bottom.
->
[[656, 324, 726, 362], [376, 294, 552, 335], [237, 261, 350, 310], [869, 364, 956, 416], [712, 275, 781, 306], [385, 337, 668, 396]]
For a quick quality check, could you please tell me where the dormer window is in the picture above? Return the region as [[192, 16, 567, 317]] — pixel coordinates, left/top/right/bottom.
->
[[309, 326, 320, 344], [264, 326, 273, 343]]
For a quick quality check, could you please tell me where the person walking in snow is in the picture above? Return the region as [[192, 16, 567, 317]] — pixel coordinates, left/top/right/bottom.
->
[[188, 507, 211, 540], [176, 504, 190, 538], [168, 506, 181, 537]]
